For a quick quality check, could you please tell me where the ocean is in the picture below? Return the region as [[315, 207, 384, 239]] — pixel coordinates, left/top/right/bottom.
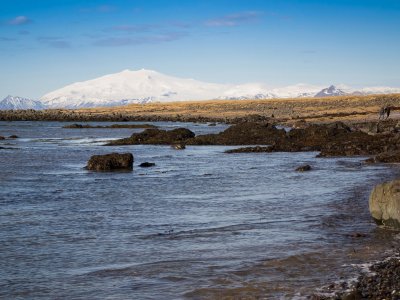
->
[[1, 121, 399, 299]]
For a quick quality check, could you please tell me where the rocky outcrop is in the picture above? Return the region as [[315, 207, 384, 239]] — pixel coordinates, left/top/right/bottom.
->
[[107, 128, 195, 146], [9, 135, 18, 139], [295, 165, 312, 172], [365, 150, 400, 163], [352, 119, 400, 135], [0, 136, 4, 140], [225, 146, 271, 153], [86, 153, 133, 171], [189, 122, 286, 146], [104, 121, 400, 162], [369, 179, 400, 229]]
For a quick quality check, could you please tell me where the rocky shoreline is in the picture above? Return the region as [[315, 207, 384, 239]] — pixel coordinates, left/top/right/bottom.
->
[[106, 119, 400, 162], [2, 109, 400, 298]]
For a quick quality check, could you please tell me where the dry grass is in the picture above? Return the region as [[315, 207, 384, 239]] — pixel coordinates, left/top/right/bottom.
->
[[63, 93, 400, 123]]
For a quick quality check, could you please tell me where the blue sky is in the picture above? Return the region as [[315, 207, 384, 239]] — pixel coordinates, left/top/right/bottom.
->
[[1, 0, 400, 98]]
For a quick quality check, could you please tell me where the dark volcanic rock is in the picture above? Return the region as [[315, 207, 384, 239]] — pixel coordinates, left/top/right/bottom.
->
[[139, 162, 156, 168], [189, 122, 286, 146], [348, 257, 400, 299], [107, 128, 195, 146], [225, 146, 271, 153], [104, 121, 400, 161], [9, 135, 18, 139], [86, 153, 133, 171], [295, 164, 312, 172], [365, 150, 400, 163]]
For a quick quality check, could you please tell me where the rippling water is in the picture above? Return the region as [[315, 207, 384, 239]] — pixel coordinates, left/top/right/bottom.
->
[[1, 121, 399, 299]]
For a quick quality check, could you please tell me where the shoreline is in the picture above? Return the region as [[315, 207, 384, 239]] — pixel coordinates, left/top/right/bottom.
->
[[1, 98, 400, 298], [1, 93, 400, 124]]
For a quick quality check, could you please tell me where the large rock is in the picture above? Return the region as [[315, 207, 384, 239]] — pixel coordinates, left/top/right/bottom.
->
[[365, 150, 400, 163], [107, 128, 195, 145], [86, 153, 133, 171], [189, 122, 286, 146], [369, 179, 400, 229]]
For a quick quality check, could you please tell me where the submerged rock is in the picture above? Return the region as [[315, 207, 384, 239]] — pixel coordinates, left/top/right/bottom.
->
[[172, 143, 186, 150], [86, 153, 133, 171], [295, 165, 312, 172], [369, 179, 400, 229], [139, 162, 156, 168]]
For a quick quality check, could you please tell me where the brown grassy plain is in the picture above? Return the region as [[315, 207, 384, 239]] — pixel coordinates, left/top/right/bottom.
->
[[73, 93, 400, 124]]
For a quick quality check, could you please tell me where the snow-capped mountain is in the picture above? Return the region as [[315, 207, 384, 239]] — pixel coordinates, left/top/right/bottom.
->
[[359, 86, 400, 95], [0, 95, 45, 110], [36, 69, 400, 108], [41, 69, 229, 108], [314, 85, 347, 97]]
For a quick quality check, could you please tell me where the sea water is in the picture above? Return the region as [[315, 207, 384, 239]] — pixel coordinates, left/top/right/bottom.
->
[[1, 121, 399, 299]]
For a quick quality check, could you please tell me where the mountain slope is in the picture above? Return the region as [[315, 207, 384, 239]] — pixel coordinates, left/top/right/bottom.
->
[[39, 69, 400, 108], [0, 95, 45, 110], [41, 69, 228, 108], [314, 85, 347, 97]]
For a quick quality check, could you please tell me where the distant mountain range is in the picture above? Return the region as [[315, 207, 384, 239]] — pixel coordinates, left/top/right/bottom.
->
[[2, 69, 400, 110], [0, 95, 45, 110]]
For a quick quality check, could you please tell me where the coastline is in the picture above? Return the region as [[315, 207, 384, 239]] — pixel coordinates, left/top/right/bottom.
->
[[1, 95, 400, 298], [1, 93, 400, 124]]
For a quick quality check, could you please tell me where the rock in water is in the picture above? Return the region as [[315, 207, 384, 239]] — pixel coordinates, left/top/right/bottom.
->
[[295, 165, 312, 172], [172, 144, 186, 150], [139, 162, 155, 168], [87, 153, 133, 171], [369, 179, 400, 229]]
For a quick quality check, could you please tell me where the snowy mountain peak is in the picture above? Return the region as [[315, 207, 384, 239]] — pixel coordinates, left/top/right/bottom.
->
[[314, 85, 347, 97], [0, 95, 45, 110], [41, 69, 227, 108], [35, 69, 400, 109]]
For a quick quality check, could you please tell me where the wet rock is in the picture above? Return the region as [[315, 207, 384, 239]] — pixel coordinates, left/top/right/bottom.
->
[[347, 232, 367, 238], [369, 179, 400, 229], [0, 136, 4, 140], [86, 153, 133, 171], [349, 257, 400, 299], [295, 164, 312, 172], [208, 123, 217, 126], [9, 135, 18, 139], [107, 128, 195, 145], [225, 146, 271, 153], [189, 122, 286, 146], [365, 150, 400, 164], [139, 162, 155, 168], [352, 119, 400, 135], [172, 143, 186, 150]]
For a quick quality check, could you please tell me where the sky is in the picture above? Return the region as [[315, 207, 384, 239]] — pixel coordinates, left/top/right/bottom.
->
[[1, 0, 400, 99]]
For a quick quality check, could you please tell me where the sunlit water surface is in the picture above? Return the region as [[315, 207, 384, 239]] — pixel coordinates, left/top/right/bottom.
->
[[1, 121, 399, 299]]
